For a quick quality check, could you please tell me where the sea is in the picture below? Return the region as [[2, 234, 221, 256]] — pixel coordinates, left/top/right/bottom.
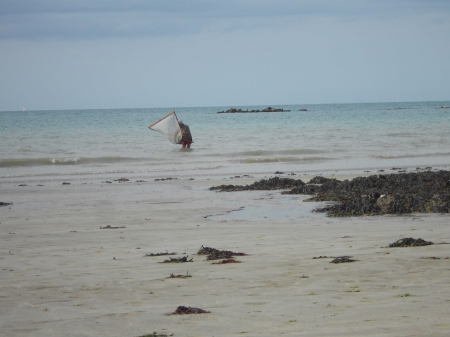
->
[[1, 101, 449, 186]]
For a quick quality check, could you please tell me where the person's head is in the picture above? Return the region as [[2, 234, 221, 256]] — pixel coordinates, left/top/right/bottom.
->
[[178, 121, 184, 127]]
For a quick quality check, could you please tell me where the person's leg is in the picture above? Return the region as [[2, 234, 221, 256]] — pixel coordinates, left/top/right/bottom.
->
[[187, 143, 191, 148]]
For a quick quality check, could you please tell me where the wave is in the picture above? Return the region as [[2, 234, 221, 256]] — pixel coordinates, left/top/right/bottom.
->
[[0, 156, 150, 168], [238, 149, 329, 156], [0, 164, 224, 178], [372, 152, 450, 160], [239, 156, 332, 164], [385, 132, 418, 137]]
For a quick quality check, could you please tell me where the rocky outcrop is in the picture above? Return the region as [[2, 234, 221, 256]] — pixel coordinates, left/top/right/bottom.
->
[[217, 107, 290, 113]]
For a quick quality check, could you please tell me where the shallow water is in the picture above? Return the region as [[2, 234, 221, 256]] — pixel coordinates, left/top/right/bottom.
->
[[1, 101, 449, 184]]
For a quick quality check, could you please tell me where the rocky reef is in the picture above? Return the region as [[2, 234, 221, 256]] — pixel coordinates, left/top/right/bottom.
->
[[210, 171, 450, 217], [217, 107, 290, 113]]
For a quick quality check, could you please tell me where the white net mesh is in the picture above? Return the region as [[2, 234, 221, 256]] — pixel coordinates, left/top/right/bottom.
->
[[148, 111, 182, 144]]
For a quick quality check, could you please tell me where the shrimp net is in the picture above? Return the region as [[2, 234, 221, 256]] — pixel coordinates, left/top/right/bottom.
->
[[148, 111, 182, 144]]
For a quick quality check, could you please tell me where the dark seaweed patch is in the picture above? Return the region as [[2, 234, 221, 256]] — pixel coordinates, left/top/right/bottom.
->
[[288, 171, 450, 216], [158, 256, 193, 263], [209, 177, 305, 192], [197, 245, 247, 260], [330, 256, 358, 263], [145, 251, 177, 257], [208, 171, 450, 216], [168, 306, 210, 315], [167, 272, 192, 278], [388, 237, 433, 247], [212, 259, 242, 264]]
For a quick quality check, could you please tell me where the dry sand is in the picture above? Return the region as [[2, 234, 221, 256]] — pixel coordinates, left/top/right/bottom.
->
[[1, 176, 450, 336]]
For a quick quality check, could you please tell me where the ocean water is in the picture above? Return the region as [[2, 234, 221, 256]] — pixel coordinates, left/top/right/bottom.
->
[[1, 101, 449, 185]]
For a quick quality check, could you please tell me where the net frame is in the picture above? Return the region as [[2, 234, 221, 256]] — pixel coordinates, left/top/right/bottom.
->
[[148, 111, 182, 144]]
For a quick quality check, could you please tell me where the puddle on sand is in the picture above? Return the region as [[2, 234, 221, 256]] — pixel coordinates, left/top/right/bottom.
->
[[208, 195, 324, 222]]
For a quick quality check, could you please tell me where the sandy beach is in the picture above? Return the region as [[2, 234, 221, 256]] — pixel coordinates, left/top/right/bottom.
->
[[1, 174, 450, 337]]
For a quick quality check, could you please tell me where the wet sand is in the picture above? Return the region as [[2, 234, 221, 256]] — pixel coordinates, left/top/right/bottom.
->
[[1, 175, 450, 336]]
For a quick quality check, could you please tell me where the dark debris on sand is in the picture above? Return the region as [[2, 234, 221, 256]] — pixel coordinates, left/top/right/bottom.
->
[[388, 237, 434, 247], [210, 171, 450, 217], [212, 258, 242, 264], [159, 256, 193, 263], [197, 245, 247, 260], [167, 272, 192, 278], [168, 306, 210, 315], [145, 251, 177, 257], [330, 256, 358, 263]]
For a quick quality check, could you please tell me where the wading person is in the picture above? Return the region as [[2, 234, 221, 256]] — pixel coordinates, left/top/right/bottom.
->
[[178, 121, 193, 148]]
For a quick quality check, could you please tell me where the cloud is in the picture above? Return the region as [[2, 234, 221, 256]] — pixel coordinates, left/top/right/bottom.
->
[[1, 0, 449, 40], [1, 0, 449, 110]]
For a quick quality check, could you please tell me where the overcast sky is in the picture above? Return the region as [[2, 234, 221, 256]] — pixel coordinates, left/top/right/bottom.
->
[[1, 0, 449, 111]]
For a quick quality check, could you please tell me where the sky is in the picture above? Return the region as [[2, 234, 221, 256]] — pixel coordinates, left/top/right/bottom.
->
[[0, 0, 449, 111]]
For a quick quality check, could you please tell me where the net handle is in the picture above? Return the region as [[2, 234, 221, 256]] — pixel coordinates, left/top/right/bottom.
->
[[148, 111, 179, 129]]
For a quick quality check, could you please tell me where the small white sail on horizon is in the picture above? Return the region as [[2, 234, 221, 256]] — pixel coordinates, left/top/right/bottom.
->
[[148, 111, 182, 144]]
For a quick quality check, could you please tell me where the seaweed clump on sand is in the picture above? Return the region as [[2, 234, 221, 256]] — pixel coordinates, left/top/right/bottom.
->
[[209, 177, 305, 192], [388, 237, 433, 247], [330, 256, 358, 263], [283, 171, 450, 217], [167, 272, 192, 278], [145, 250, 177, 257], [212, 258, 242, 264], [197, 245, 247, 260], [168, 306, 210, 315], [158, 256, 193, 263]]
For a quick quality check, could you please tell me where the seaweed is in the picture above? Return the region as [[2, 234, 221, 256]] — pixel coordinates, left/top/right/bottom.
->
[[99, 225, 126, 229], [209, 177, 305, 192], [212, 259, 241, 264], [197, 245, 247, 260], [154, 177, 177, 181], [330, 256, 358, 263], [168, 306, 210, 315], [159, 256, 193, 263], [308, 176, 340, 185], [388, 237, 433, 247], [208, 170, 450, 217], [145, 251, 177, 257], [292, 171, 450, 216], [167, 272, 192, 278]]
